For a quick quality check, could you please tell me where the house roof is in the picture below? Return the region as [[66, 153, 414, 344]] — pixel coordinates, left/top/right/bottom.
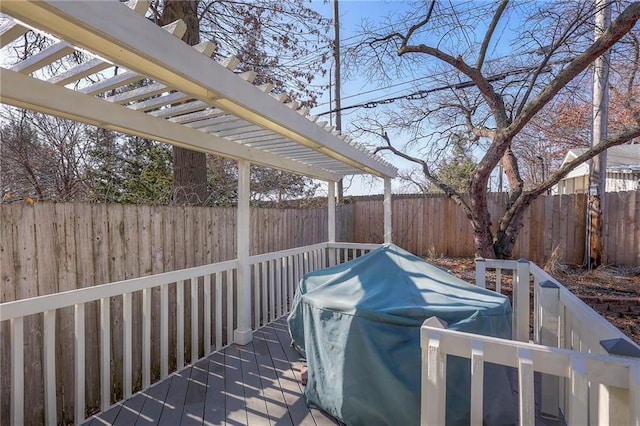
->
[[564, 145, 640, 171], [0, 0, 397, 182]]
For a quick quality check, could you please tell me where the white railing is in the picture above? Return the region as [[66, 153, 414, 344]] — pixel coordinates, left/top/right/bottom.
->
[[419, 258, 640, 425], [421, 321, 640, 425], [0, 241, 379, 425]]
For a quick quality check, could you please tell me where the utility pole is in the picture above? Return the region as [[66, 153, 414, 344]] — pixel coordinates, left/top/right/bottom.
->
[[586, 0, 610, 268], [334, 0, 344, 203]]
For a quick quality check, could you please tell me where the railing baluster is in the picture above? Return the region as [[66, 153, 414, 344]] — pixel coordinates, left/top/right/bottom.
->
[[288, 255, 295, 309], [160, 284, 168, 378], [630, 364, 640, 425], [253, 263, 260, 328], [191, 277, 198, 364], [123, 293, 133, 398], [215, 272, 222, 350], [261, 261, 268, 326], [517, 348, 535, 426], [142, 288, 151, 388], [269, 260, 275, 322], [226, 271, 233, 345], [176, 281, 184, 370], [204, 274, 212, 356], [43, 310, 57, 425], [495, 268, 501, 293], [470, 340, 484, 425], [568, 355, 588, 424], [275, 258, 282, 318], [99, 298, 111, 411], [10, 317, 23, 426], [75, 303, 86, 424]]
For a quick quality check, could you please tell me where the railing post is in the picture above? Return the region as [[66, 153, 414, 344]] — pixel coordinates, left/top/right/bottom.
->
[[598, 338, 640, 425], [514, 258, 530, 342], [475, 257, 486, 289], [538, 280, 560, 420]]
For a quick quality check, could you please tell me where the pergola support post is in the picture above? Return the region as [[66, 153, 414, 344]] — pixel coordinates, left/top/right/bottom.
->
[[384, 177, 392, 244], [234, 159, 252, 345], [328, 181, 336, 266]]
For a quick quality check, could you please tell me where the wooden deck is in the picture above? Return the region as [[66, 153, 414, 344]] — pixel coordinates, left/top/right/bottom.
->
[[85, 318, 339, 426]]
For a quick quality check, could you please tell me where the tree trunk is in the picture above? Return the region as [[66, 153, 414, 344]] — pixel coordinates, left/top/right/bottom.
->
[[162, 0, 208, 205]]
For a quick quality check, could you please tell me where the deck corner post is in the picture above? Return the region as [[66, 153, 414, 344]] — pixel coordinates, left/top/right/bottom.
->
[[537, 280, 561, 419], [383, 177, 392, 244], [475, 257, 486, 289], [235, 159, 253, 345]]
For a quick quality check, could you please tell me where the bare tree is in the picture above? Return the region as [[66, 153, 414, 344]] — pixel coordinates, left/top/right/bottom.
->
[[350, 0, 640, 259]]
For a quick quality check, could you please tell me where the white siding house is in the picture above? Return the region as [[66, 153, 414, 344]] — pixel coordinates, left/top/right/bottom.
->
[[553, 144, 640, 194]]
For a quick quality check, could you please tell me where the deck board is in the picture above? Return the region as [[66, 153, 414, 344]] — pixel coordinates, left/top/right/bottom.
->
[[86, 318, 330, 426]]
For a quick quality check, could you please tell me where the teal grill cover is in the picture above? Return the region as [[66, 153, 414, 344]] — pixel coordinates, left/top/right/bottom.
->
[[288, 244, 516, 426]]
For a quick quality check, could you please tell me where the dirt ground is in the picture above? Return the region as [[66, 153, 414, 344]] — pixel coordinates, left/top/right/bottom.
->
[[429, 257, 640, 346]]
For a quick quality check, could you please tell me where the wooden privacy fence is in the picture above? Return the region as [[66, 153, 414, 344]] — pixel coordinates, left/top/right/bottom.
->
[[351, 191, 639, 267]]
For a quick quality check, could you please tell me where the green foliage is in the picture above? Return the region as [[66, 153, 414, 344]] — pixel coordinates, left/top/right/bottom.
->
[[435, 137, 476, 194], [88, 133, 173, 204]]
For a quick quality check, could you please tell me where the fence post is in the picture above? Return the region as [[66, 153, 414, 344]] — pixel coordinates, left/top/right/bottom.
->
[[514, 259, 530, 342], [475, 258, 486, 289], [538, 280, 560, 420]]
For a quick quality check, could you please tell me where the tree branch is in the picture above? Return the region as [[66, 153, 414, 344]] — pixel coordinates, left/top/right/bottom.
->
[[476, 0, 509, 70]]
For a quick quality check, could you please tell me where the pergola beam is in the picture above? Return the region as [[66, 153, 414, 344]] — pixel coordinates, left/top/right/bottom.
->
[[1, 69, 341, 181], [0, 0, 396, 179]]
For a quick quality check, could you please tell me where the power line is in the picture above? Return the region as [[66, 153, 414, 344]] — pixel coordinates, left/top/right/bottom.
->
[[317, 59, 570, 116]]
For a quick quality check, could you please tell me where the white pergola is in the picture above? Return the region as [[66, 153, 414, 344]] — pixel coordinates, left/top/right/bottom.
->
[[0, 0, 396, 344]]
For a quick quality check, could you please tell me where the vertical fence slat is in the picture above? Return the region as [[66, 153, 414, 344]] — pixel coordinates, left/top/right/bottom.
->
[[191, 277, 198, 364], [160, 284, 168, 379], [99, 297, 111, 411], [75, 303, 85, 424], [176, 281, 184, 370], [275, 259, 282, 318], [204, 274, 211, 356], [123, 292, 132, 398], [11, 317, 23, 426], [43, 310, 56, 425], [142, 288, 151, 388]]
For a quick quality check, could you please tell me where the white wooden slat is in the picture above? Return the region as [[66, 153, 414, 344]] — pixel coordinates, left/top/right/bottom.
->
[[191, 277, 198, 364], [518, 348, 535, 426], [49, 56, 109, 85], [105, 81, 168, 104], [177, 280, 185, 369], [0, 21, 29, 49], [269, 261, 275, 322], [226, 272, 233, 344], [630, 364, 640, 426], [130, 91, 190, 112], [10, 42, 74, 74], [568, 355, 589, 425], [160, 284, 168, 378], [204, 274, 212, 356], [538, 282, 560, 419], [253, 263, 260, 328], [515, 260, 530, 342], [240, 70, 257, 83], [496, 268, 502, 293], [470, 340, 484, 426], [123, 292, 133, 398], [275, 259, 282, 318], [99, 297, 111, 411], [261, 262, 268, 326], [423, 331, 446, 426], [125, 0, 150, 15], [79, 70, 142, 96], [215, 272, 222, 350], [75, 303, 86, 424], [219, 55, 240, 70], [165, 105, 222, 123], [142, 288, 151, 388], [10, 317, 23, 426], [43, 310, 56, 426], [287, 256, 295, 311], [258, 82, 274, 93]]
